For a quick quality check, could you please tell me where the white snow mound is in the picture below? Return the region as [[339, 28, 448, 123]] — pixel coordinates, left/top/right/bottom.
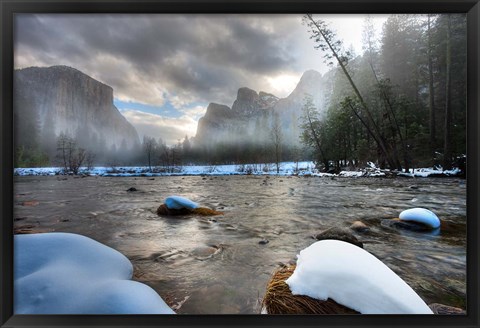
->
[[14, 232, 175, 314], [165, 196, 199, 210], [285, 240, 433, 314], [399, 208, 441, 229]]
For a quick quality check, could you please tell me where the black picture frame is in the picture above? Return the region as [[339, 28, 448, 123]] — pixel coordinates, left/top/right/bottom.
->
[[1, 0, 479, 327]]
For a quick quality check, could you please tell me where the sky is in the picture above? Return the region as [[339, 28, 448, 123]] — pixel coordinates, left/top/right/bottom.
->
[[14, 14, 388, 145]]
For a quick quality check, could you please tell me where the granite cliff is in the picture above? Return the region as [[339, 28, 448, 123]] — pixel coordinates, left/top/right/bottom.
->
[[194, 69, 331, 149], [14, 66, 140, 151]]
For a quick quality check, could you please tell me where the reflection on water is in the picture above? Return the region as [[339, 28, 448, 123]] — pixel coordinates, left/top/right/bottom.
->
[[14, 175, 466, 313]]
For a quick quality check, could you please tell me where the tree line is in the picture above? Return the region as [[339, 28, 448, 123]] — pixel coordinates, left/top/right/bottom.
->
[[300, 14, 466, 173], [141, 118, 291, 174], [13, 99, 142, 170]]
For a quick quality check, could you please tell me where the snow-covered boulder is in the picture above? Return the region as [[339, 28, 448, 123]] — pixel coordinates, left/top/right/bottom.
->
[[165, 196, 199, 210], [285, 240, 433, 314], [14, 232, 175, 314], [399, 208, 441, 229], [157, 197, 223, 217]]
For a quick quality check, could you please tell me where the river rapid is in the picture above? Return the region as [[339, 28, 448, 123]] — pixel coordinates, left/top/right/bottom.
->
[[13, 175, 467, 314]]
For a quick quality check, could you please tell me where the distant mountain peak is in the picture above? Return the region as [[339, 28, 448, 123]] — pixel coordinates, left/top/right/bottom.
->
[[301, 69, 322, 79], [287, 69, 324, 101], [259, 91, 279, 100], [236, 87, 258, 101], [46, 65, 79, 71], [204, 103, 232, 119], [231, 87, 279, 117], [194, 69, 331, 148]]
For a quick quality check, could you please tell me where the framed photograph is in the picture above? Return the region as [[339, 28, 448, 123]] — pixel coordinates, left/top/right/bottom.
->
[[1, 0, 479, 327]]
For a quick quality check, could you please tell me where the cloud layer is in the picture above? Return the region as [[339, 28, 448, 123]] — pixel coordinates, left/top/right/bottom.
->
[[15, 14, 314, 106], [120, 106, 205, 145], [14, 14, 388, 144]]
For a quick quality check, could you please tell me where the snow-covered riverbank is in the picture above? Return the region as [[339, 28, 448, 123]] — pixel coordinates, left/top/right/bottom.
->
[[14, 161, 463, 178]]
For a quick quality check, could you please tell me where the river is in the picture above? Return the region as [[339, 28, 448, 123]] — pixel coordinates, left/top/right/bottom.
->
[[13, 175, 467, 314]]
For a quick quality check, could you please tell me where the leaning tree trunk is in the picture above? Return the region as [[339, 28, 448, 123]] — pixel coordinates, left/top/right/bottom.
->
[[427, 14, 437, 159], [443, 14, 453, 170], [305, 14, 400, 170]]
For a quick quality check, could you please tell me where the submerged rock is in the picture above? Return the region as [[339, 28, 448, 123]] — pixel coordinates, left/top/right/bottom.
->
[[126, 187, 137, 192], [313, 227, 363, 248], [428, 303, 466, 315], [157, 204, 192, 216], [14, 224, 37, 234], [382, 218, 436, 232], [190, 207, 223, 216], [191, 245, 221, 260], [21, 201, 39, 207], [350, 221, 369, 233]]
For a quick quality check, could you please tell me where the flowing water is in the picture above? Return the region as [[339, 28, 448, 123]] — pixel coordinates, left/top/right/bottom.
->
[[13, 175, 467, 314]]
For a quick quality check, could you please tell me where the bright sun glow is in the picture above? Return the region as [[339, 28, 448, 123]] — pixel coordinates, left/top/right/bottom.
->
[[266, 74, 301, 97]]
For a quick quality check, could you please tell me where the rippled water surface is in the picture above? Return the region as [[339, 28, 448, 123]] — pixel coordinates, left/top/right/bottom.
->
[[14, 175, 467, 313]]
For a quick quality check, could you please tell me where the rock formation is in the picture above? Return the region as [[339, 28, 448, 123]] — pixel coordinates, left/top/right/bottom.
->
[[14, 65, 140, 151], [194, 69, 331, 150]]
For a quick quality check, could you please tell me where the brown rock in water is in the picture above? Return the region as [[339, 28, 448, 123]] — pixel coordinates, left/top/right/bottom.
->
[[190, 207, 223, 216], [350, 221, 369, 232], [14, 225, 54, 234], [314, 227, 363, 248], [156, 204, 192, 216], [14, 224, 36, 234], [156, 204, 223, 217], [21, 201, 39, 207], [428, 303, 466, 315], [262, 264, 359, 314]]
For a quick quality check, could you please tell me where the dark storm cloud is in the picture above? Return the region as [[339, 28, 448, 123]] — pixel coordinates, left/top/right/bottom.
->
[[14, 14, 302, 106], [75, 15, 192, 69], [16, 16, 90, 60], [216, 18, 292, 73], [14, 16, 46, 50]]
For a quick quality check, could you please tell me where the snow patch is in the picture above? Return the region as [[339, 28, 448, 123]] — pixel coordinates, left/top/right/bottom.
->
[[14, 232, 175, 314], [165, 196, 199, 210], [398, 167, 462, 178], [285, 240, 433, 314], [338, 171, 364, 177]]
